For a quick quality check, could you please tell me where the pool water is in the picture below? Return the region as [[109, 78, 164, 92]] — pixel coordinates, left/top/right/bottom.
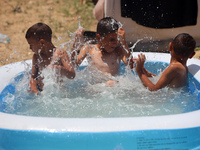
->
[[0, 61, 199, 118]]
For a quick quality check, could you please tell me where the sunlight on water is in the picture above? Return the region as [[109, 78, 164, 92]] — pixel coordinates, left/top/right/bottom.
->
[[1, 62, 199, 118]]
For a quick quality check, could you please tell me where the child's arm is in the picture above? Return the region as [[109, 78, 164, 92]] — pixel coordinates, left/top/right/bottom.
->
[[71, 28, 85, 67], [73, 28, 85, 49], [51, 49, 76, 79], [133, 55, 156, 77], [141, 65, 157, 77], [71, 44, 89, 67], [136, 53, 176, 91], [29, 55, 39, 94], [117, 27, 134, 70]]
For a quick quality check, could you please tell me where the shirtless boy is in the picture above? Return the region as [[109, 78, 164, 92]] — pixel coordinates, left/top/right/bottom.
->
[[26, 23, 75, 94], [71, 17, 134, 86], [136, 33, 196, 91]]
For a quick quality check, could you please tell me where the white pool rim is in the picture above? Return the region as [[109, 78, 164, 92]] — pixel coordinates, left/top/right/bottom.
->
[[0, 52, 200, 132]]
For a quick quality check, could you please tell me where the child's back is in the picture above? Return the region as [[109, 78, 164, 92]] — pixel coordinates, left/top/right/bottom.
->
[[160, 61, 188, 88]]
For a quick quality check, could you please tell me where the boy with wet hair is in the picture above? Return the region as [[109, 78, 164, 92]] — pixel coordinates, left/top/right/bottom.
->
[[71, 17, 134, 87], [136, 33, 196, 91], [26, 22, 75, 94]]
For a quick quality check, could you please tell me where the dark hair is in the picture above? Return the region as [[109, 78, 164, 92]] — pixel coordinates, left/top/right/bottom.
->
[[97, 17, 119, 37], [25, 23, 52, 42], [172, 33, 196, 57]]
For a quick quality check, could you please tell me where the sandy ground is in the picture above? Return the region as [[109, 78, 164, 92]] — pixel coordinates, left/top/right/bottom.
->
[[0, 0, 97, 66], [0, 0, 200, 67]]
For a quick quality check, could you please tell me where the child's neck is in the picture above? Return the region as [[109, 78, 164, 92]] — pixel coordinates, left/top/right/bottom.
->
[[170, 56, 187, 66]]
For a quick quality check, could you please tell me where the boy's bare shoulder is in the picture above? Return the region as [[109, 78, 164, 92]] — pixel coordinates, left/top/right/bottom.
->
[[84, 43, 97, 49], [166, 62, 187, 76], [165, 62, 188, 88], [169, 62, 186, 70], [83, 44, 98, 53]]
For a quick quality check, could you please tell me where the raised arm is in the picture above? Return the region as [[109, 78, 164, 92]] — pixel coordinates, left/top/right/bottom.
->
[[134, 54, 156, 77], [136, 53, 176, 91], [117, 27, 134, 70], [51, 49, 75, 79], [72, 44, 89, 67], [71, 28, 85, 67]]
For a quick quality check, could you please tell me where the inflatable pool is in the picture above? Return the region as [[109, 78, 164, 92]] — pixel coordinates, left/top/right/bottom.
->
[[0, 52, 200, 150]]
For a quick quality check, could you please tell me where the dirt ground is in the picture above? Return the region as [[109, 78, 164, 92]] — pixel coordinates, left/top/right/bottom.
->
[[0, 0, 200, 67], [0, 0, 97, 66]]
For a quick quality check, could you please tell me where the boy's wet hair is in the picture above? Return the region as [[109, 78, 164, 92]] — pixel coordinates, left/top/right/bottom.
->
[[25, 23, 52, 42], [172, 33, 196, 57], [97, 17, 119, 37]]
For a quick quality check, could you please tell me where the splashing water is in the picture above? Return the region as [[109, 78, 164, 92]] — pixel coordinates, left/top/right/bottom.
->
[[129, 39, 143, 52], [1, 61, 199, 118]]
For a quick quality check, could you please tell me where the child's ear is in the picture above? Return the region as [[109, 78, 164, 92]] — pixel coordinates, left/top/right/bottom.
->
[[39, 39, 45, 45], [169, 42, 173, 52], [96, 34, 101, 41], [189, 51, 196, 59]]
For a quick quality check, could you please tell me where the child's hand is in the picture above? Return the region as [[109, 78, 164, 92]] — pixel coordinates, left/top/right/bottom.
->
[[75, 28, 85, 41], [136, 53, 146, 73], [28, 78, 39, 95], [117, 27, 126, 43], [105, 80, 119, 87], [28, 88, 39, 95], [73, 28, 85, 50]]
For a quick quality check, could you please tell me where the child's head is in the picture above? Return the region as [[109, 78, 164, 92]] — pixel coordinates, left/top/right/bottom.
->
[[172, 33, 196, 58], [26, 23, 53, 54], [97, 17, 119, 37], [96, 17, 120, 53], [25, 22, 52, 42]]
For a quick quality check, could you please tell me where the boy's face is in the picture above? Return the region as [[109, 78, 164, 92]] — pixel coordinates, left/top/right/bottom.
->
[[99, 32, 118, 53], [27, 37, 43, 55]]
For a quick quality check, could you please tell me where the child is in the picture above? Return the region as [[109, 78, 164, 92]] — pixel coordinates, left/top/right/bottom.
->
[[136, 33, 196, 91], [26, 23, 75, 95], [71, 17, 134, 86]]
